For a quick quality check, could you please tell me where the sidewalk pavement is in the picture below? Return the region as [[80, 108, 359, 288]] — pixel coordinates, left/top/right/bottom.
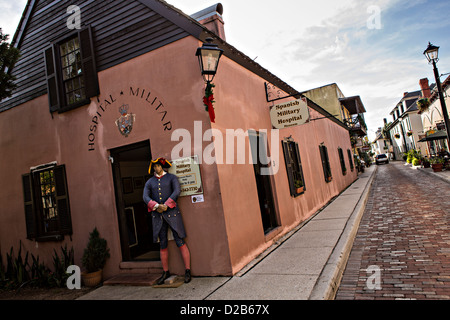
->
[[78, 165, 378, 301], [413, 164, 450, 184]]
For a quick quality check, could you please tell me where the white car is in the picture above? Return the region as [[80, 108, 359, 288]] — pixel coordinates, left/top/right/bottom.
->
[[375, 154, 389, 165]]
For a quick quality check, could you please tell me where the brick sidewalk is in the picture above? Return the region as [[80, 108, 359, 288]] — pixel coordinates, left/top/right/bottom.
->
[[336, 162, 450, 300]]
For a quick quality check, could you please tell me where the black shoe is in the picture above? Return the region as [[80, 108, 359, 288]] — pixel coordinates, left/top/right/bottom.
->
[[157, 271, 171, 285], [184, 269, 191, 283]]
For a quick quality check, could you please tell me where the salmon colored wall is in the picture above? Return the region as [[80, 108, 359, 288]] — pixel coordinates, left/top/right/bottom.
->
[[211, 56, 357, 273], [0, 34, 356, 278], [0, 36, 233, 278]]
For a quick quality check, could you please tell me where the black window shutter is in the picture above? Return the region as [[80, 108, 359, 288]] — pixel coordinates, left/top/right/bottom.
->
[[338, 148, 346, 175], [79, 26, 99, 98], [22, 173, 37, 239], [282, 141, 296, 196], [319, 145, 331, 182], [347, 149, 354, 171], [54, 165, 72, 236], [319, 145, 327, 182], [294, 142, 306, 191], [324, 145, 331, 180], [44, 46, 60, 112]]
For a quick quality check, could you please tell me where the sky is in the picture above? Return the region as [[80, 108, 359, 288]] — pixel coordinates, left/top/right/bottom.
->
[[1, 0, 450, 141]]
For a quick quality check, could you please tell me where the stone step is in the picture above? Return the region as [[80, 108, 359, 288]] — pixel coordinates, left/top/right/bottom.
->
[[119, 261, 163, 274], [104, 273, 160, 286]]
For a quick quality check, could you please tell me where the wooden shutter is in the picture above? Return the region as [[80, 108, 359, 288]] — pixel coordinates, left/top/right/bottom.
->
[[319, 145, 332, 182], [79, 26, 99, 98], [53, 165, 72, 236], [319, 145, 327, 182], [22, 173, 36, 239], [44, 46, 60, 112], [282, 141, 295, 196], [338, 148, 346, 175], [294, 142, 306, 192], [324, 145, 331, 180], [347, 149, 354, 171]]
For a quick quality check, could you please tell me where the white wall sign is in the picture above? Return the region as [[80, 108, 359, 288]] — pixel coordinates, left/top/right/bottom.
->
[[270, 98, 310, 129], [168, 155, 203, 197]]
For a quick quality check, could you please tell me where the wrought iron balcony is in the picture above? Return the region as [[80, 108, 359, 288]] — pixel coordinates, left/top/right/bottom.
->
[[344, 114, 367, 137]]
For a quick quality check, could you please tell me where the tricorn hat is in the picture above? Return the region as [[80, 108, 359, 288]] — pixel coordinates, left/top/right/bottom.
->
[[148, 157, 172, 174]]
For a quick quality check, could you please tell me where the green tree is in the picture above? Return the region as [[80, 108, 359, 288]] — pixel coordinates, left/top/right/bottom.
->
[[0, 29, 20, 101]]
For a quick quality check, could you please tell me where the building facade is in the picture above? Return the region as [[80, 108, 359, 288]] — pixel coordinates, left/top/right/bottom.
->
[[0, 0, 357, 279], [388, 90, 427, 159], [418, 76, 450, 155]]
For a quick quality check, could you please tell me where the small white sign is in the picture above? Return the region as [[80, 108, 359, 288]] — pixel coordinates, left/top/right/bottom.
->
[[168, 155, 203, 197], [270, 98, 310, 129], [191, 195, 204, 203]]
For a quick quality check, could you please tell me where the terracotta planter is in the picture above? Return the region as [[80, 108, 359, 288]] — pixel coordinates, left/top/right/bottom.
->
[[81, 269, 103, 287], [431, 163, 443, 172], [296, 187, 304, 194]]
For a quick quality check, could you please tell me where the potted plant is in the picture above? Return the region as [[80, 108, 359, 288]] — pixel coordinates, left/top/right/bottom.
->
[[81, 227, 110, 287], [430, 157, 444, 172], [294, 180, 304, 194], [422, 157, 430, 168], [417, 98, 431, 113]]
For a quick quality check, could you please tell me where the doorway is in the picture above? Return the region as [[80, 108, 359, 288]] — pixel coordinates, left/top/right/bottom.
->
[[110, 140, 160, 261], [248, 131, 279, 234]]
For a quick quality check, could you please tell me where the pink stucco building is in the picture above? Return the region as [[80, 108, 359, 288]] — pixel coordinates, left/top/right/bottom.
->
[[0, 1, 357, 279]]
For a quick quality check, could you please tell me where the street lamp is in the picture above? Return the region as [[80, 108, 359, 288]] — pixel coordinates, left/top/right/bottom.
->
[[423, 42, 450, 147], [196, 38, 223, 123], [196, 37, 224, 83]]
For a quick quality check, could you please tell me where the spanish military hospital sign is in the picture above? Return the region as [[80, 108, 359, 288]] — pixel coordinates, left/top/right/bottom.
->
[[269, 98, 310, 129]]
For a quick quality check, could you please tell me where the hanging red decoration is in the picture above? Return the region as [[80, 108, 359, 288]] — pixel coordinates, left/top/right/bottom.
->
[[203, 82, 215, 123]]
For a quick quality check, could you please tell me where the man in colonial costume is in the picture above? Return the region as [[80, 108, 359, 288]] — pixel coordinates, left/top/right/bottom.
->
[[143, 157, 191, 284]]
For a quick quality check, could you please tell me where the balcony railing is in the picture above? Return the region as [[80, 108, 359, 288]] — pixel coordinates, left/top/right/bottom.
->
[[344, 114, 367, 136]]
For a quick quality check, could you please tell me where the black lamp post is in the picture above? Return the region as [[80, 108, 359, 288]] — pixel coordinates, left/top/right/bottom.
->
[[423, 42, 450, 147], [196, 38, 223, 123]]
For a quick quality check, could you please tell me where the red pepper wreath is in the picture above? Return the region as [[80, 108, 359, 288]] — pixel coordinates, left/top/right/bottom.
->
[[203, 82, 216, 123]]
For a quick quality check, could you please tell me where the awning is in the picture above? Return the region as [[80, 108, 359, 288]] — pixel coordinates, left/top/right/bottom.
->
[[418, 130, 448, 142]]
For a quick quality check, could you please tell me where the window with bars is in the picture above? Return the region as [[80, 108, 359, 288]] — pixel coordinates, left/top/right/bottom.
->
[[282, 139, 306, 196], [22, 164, 72, 241]]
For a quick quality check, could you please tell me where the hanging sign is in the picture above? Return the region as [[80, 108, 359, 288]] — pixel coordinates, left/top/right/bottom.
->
[[270, 98, 310, 129], [168, 155, 203, 197]]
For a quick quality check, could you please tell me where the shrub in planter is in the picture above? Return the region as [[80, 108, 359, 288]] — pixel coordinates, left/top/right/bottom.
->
[[81, 227, 110, 287]]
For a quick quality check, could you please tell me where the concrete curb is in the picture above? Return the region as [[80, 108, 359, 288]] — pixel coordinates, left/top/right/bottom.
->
[[308, 166, 378, 300]]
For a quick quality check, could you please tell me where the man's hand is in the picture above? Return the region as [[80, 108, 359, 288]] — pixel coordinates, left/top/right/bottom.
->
[[156, 206, 164, 213], [160, 204, 168, 211]]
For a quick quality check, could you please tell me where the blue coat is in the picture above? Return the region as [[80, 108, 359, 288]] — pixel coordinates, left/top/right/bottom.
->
[[143, 173, 187, 243]]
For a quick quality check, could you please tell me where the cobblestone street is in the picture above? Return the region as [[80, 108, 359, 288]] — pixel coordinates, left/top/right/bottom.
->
[[336, 161, 450, 300]]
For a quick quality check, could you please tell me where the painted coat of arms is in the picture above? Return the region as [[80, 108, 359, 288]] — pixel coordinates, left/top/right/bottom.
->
[[115, 104, 135, 137]]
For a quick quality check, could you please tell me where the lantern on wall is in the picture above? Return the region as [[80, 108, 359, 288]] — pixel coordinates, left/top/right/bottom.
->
[[196, 38, 223, 123]]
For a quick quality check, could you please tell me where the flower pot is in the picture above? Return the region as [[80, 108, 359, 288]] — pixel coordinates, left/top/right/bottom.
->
[[431, 163, 443, 172], [423, 162, 430, 168], [81, 269, 102, 287]]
